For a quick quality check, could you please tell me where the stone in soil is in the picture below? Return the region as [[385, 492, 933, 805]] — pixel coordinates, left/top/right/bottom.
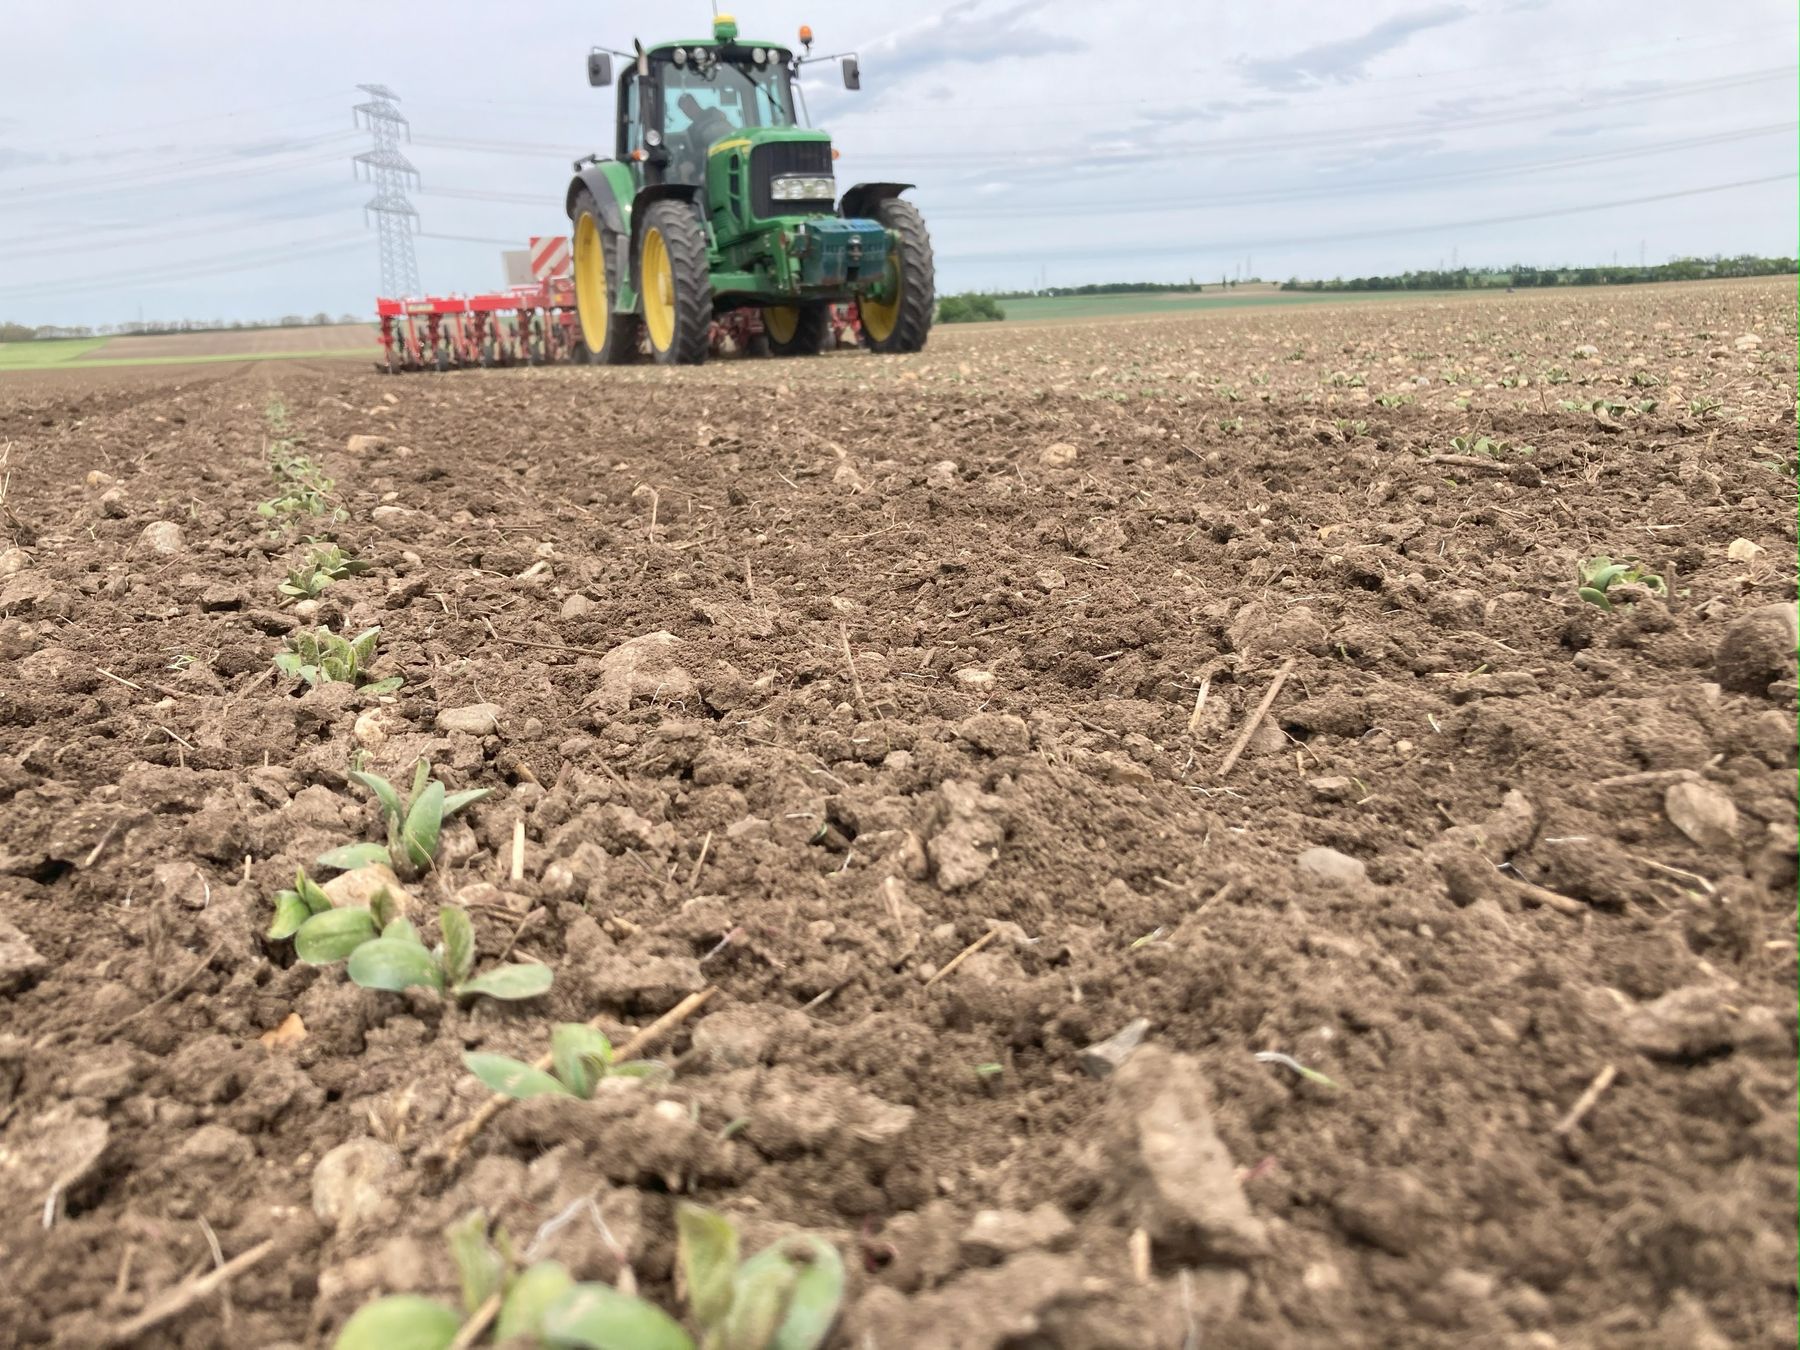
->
[[312, 1138, 403, 1232], [434, 702, 502, 736], [0, 918, 47, 994], [1333, 1167, 1441, 1256], [586, 631, 695, 713], [138, 521, 183, 555], [1663, 780, 1739, 851], [1714, 602, 1798, 696], [1077, 1016, 1150, 1078], [1083, 1045, 1268, 1262], [1297, 846, 1368, 887]]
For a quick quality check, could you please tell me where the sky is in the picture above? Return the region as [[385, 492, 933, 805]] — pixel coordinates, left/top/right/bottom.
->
[[0, 0, 1795, 327]]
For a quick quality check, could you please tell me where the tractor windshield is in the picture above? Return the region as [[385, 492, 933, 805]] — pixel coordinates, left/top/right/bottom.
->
[[658, 51, 796, 183]]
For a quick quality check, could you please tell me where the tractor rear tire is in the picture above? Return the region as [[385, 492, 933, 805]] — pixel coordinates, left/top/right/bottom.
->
[[860, 198, 935, 354], [762, 304, 828, 356], [572, 189, 641, 365], [637, 200, 712, 366]]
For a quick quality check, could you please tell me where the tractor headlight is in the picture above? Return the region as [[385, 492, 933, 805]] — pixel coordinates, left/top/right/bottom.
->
[[771, 174, 836, 202], [673, 47, 687, 65], [645, 128, 663, 147]]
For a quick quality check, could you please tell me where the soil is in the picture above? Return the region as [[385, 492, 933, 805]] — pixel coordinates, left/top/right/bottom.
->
[[75, 326, 375, 361], [0, 277, 1794, 1349]]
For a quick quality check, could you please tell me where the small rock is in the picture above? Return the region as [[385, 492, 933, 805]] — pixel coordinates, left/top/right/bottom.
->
[[1663, 780, 1737, 851], [1079, 1017, 1149, 1078], [1715, 602, 1796, 695], [952, 667, 994, 688], [1334, 1168, 1439, 1256], [1039, 442, 1080, 468], [587, 631, 695, 713], [1296, 846, 1367, 887], [370, 504, 411, 524], [1307, 775, 1355, 802], [924, 460, 960, 488], [179, 1123, 253, 1166], [345, 434, 388, 454], [927, 780, 1005, 892], [352, 708, 393, 748], [322, 864, 418, 918], [435, 702, 502, 737], [560, 593, 593, 619], [99, 487, 129, 518], [2, 1107, 107, 1218], [138, 521, 183, 555], [958, 1204, 1076, 1265], [151, 861, 211, 910], [0, 548, 28, 577], [956, 712, 1030, 756], [1092, 1045, 1268, 1261], [312, 1138, 401, 1231], [1618, 982, 1770, 1060], [0, 919, 47, 994]]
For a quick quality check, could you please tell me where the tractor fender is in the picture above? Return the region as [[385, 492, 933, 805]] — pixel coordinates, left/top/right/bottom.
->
[[566, 163, 632, 236], [627, 183, 705, 293], [838, 182, 914, 221]]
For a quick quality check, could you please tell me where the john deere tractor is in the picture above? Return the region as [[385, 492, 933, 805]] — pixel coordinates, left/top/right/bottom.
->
[[568, 14, 933, 365]]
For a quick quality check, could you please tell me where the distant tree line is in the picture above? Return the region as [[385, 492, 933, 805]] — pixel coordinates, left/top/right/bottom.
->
[[937, 293, 1006, 323], [1279, 255, 1796, 293], [0, 312, 368, 342], [987, 278, 1263, 299]]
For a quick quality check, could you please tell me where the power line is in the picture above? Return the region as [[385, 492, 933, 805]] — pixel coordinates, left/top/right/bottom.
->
[[929, 122, 1800, 219], [0, 235, 367, 300], [940, 173, 1800, 264], [0, 129, 358, 200]]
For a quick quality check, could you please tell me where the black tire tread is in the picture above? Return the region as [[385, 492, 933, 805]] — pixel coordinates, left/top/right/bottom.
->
[[863, 198, 934, 354], [572, 189, 642, 365], [641, 200, 712, 366], [768, 303, 828, 357]]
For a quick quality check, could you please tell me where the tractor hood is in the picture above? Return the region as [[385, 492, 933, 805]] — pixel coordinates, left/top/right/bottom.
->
[[708, 127, 836, 219]]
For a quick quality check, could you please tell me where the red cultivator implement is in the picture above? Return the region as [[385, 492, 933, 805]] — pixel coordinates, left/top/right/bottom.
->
[[376, 236, 862, 372]]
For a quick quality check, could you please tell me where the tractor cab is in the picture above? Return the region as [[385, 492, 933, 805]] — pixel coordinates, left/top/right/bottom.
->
[[624, 36, 800, 188]]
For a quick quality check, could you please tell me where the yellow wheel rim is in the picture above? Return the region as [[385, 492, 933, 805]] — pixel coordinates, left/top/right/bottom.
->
[[573, 212, 609, 351], [641, 227, 676, 352], [763, 306, 799, 344], [861, 252, 902, 343]]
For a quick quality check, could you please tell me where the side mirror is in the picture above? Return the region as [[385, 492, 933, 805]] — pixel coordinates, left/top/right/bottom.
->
[[841, 56, 861, 90], [587, 51, 612, 87]]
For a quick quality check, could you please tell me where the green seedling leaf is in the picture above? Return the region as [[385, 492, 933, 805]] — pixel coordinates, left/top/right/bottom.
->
[[273, 652, 304, 678], [382, 916, 419, 944], [350, 626, 382, 667], [463, 1052, 572, 1100], [455, 963, 554, 1002], [410, 757, 432, 806], [442, 788, 492, 818], [317, 842, 392, 872], [294, 907, 378, 964], [497, 1262, 577, 1343], [721, 1259, 796, 1350], [332, 1294, 461, 1350], [404, 780, 446, 869], [295, 867, 332, 913], [676, 1203, 741, 1331], [364, 676, 405, 697], [606, 1060, 668, 1079], [370, 887, 398, 931], [350, 770, 404, 825], [440, 905, 476, 985], [1578, 587, 1613, 611], [347, 936, 446, 993], [268, 890, 311, 940], [540, 1283, 694, 1350], [551, 1023, 614, 1100], [447, 1210, 504, 1317], [738, 1236, 845, 1350]]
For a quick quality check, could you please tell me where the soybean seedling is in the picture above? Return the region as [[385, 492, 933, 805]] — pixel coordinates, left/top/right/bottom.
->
[[279, 544, 370, 601], [318, 758, 489, 875], [267, 870, 399, 966], [1577, 556, 1667, 611], [675, 1202, 847, 1350], [336, 1209, 695, 1350], [274, 625, 403, 695], [346, 904, 552, 1002], [464, 1024, 664, 1101]]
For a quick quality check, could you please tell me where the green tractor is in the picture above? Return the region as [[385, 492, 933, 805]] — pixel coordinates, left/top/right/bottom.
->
[[567, 14, 933, 365]]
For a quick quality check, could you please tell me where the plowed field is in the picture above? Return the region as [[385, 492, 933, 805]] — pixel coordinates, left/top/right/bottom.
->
[[1, 278, 1794, 1348]]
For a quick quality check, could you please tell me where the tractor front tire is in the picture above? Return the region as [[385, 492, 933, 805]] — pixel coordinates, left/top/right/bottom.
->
[[572, 190, 641, 365], [637, 201, 712, 366], [762, 304, 828, 357], [860, 198, 935, 354]]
